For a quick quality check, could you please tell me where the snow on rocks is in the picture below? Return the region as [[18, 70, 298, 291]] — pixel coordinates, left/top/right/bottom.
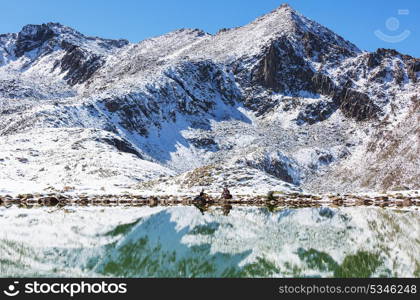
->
[[0, 4, 418, 195]]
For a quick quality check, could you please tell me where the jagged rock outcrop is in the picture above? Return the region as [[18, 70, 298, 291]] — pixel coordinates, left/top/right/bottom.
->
[[0, 4, 418, 194], [5, 23, 128, 86], [336, 88, 379, 121], [57, 41, 105, 85], [253, 38, 314, 94], [240, 151, 300, 184], [14, 24, 56, 57], [408, 59, 420, 83], [99, 136, 143, 159], [296, 100, 338, 125]]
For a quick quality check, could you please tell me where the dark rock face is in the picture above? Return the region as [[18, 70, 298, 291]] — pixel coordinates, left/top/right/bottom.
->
[[302, 31, 324, 60], [317, 152, 334, 165], [297, 100, 338, 125], [365, 49, 419, 83], [244, 153, 299, 184], [335, 88, 379, 121], [0, 79, 44, 99], [407, 59, 420, 83], [57, 42, 105, 85], [15, 24, 56, 57], [101, 60, 244, 138], [249, 160, 296, 184], [310, 73, 336, 96], [165, 60, 241, 113], [12, 23, 129, 86], [243, 95, 280, 117], [365, 49, 400, 69], [91, 37, 129, 50], [254, 41, 281, 90], [102, 95, 154, 137], [99, 137, 143, 159], [311, 72, 379, 121], [366, 52, 381, 69], [252, 42, 380, 123], [54, 37, 128, 86], [248, 33, 373, 122], [253, 38, 314, 94], [301, 30, 355, 63], [187, 137, 219, 151], [104, 100, 120, 113]]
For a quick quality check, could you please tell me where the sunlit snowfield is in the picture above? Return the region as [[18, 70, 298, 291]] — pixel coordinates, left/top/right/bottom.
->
[[0, 205, 419, 278]]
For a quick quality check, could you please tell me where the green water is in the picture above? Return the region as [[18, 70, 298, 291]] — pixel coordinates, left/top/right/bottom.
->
[[0, 205, 419, 277]]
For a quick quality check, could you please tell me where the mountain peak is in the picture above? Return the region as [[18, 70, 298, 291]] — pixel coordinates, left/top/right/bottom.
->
[[276, 3, 295, 12], [0, 5, 418, 197], [18, 22, 81, 40], [255, 3, 360, 54], [251, 3, 296, 26], [265, 3, 301, 18], [12, 22, 129, 58]]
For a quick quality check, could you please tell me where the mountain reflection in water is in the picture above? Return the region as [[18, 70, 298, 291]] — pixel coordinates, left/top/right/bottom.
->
[[0, 205, 419, 277]]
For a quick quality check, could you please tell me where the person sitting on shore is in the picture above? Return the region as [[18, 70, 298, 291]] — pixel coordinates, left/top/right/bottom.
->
[[194, 189, 207, 204], [221, 187, 232, 200]]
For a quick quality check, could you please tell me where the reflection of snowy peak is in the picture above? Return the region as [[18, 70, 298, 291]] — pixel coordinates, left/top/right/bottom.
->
[[0, 4, 419, 194], [1, 206, 419, 277]]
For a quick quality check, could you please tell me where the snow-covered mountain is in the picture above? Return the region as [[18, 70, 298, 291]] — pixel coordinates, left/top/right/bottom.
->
[[0, 4, 419, 195]]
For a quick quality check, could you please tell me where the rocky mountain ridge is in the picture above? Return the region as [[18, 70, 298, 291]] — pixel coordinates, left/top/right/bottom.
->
[[0, 4, 418, 195]]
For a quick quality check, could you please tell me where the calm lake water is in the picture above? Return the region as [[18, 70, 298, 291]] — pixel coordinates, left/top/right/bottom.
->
[[0, 205, 419, 277]]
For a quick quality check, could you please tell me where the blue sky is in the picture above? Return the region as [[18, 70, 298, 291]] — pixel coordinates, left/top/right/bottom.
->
[[1, 0, 419, 57]]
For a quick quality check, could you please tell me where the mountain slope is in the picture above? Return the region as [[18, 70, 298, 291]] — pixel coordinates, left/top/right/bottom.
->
[[0, 4, 418, 195]]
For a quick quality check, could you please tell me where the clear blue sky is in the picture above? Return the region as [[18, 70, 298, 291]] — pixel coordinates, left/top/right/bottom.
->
[[1, 0, 419, 57]]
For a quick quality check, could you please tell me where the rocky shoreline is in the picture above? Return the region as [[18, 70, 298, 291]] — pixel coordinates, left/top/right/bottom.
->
[[1, 191, 419, 210]]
